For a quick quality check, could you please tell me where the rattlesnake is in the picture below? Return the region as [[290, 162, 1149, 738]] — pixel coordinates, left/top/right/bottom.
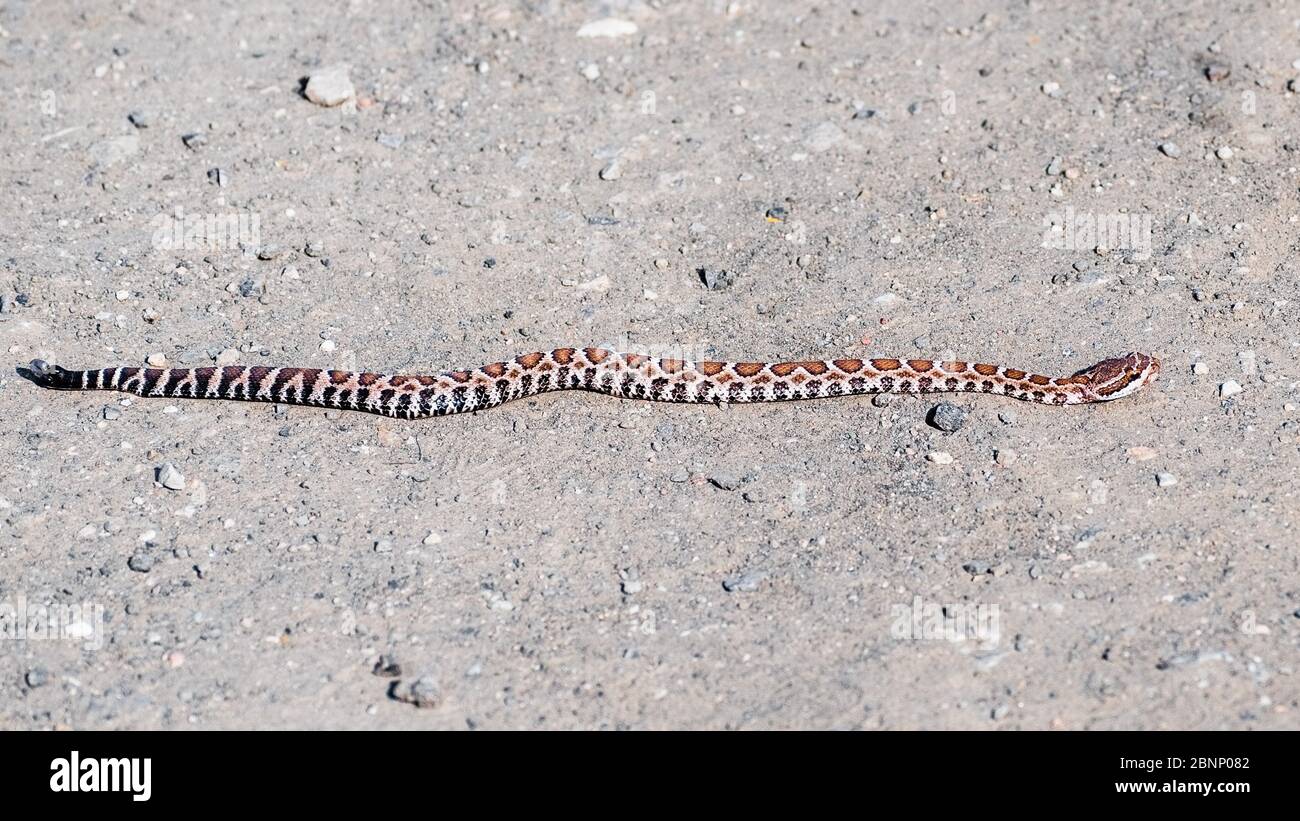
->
[[26, 348, 1159, 418]]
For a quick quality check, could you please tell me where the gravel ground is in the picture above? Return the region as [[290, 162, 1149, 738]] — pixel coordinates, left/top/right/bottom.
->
[[2, 1, 1298, 729]]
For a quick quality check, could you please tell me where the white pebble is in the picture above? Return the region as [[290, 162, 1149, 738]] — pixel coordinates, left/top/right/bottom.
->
[[1216, 146, 1234, 160], [157, 463, 186, 491], [927, 451, 954, 464], [146, 353, 168, 367], [320, 339, 337, 352], [215, 348, 240, 366], [1191, 361, 1209, 375], [422, 531, 442, 546], [581, 63, 601, 81], [1219, 380, 1243, 398], [1156, 472, 1178, 488], [303, 64, 355, 107], [576, 18, 638, 38]]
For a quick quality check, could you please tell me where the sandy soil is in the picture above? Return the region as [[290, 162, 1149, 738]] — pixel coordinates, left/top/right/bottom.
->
[[2, 0, 1298, 729]]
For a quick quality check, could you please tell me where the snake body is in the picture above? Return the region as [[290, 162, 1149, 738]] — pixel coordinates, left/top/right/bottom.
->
[[27, 348, 1159, 418]]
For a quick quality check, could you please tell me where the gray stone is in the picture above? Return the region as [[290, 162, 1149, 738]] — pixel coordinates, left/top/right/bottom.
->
[[927, 402, 967, 432], [128, 553, 154, 573], [722, 571, 767, 592]]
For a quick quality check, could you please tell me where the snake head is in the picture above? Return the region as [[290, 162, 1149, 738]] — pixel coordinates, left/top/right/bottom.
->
[[26, 359, 75, 389], [1075, 352, 1160, 402]]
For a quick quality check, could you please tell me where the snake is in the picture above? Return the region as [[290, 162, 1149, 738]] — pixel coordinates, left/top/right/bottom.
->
[[25, 348, 1160, 418]]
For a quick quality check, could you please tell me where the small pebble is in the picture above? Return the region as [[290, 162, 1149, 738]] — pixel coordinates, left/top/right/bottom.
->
[[710, 473, 741, 491], [1158, 142, 1181, 158], [25, 668, 49, 688], [927, 402, 967, 432], [157, 462, 186, 491], [206, 167, 227, 187], [393, 676, 441, 708], [422, 531, 442, 546], [372, 654, 402, 677], [127, 110, 152, 128], [699, 268, 733, 291], [722, 571, 767, 592], [304, 240, 326, 257], [994, 448, 1018, 466], [103, 406, 121, 421], [1156, 472, 1179, 488], [181, 132, 208, 149], [1215, 146, 1234, 160], [1192, 361, 1209, 375], [1045, 156, 1062, 176], [146, 353, 168, 367], [303, 64, 355, 107], [128, 553, 154, 573], [598, 159, 622, 180], [1219, 380, 1242, 398], [927, 451, 954, 464], [962, 561, 991, 575]]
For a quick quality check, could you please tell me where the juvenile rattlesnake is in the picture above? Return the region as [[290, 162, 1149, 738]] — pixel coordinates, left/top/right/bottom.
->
[[27, 348, 1160, 418]]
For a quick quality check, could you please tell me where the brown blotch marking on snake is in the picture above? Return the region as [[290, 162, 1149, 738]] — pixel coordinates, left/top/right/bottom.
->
[[624, 353, 650, 369], [271, 367, 303, 398], [770, 362, 798, 377], [193, 367, 216, 395], [1002, 368, 1026, 380], [415, 375, 436, 386], [833, 358, 863, 373], [1094, 372, 1137, 397], [516, 352, 543, 369], [552, 348, 575, 365], [941, 361, 967, 373], [218, 366, 242, 396], [659, 358, 685, 373], [246, 366, 273, 394], [329, 370, 351, 385], [790, 372, 807, 385], [445, 370, 471, 384], [698, 361, 725, 376], [1028, 374, 1051, 386], [752, 373, 772, 385], [974, 363, 998, 376], [733, 362, 764, 377], [870, 358, 901, 371], [715, 371, 733, 384], [801, 361, 828, 375], [162, 368, 189, 395], [584, 347, 610, 364], [1055, 375, 1088, 386], [389, 374, 410, 387], [481, 362, 506, 378], [907, 359, 933, 372]]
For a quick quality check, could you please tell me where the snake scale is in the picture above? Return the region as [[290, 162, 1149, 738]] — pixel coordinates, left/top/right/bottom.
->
[[27, 348, 1160, 418]]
